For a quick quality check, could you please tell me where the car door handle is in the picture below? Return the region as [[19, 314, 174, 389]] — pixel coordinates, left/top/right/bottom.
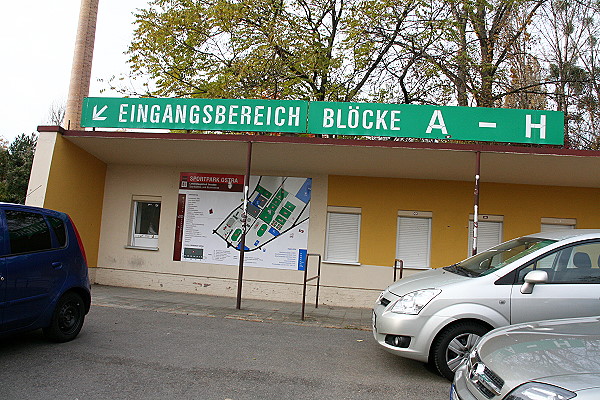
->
[[52, 262, 63, 269]]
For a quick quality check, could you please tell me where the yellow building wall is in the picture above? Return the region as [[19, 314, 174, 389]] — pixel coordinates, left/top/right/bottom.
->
[[482, 182, 600, 241], [43, 135, 106, 267], [328, 175, 600, 269]]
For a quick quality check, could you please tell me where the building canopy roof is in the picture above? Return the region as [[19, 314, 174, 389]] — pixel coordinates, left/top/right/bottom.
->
[[40, 126, 600, 188]]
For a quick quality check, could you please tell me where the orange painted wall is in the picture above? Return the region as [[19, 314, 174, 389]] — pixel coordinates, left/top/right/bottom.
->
[[328, 175, 600, 268], [43, 135, 106, 267]]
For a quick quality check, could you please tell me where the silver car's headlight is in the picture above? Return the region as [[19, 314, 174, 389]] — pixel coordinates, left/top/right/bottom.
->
[[505, 382, 576, 400], [390, 289, 441, 315]]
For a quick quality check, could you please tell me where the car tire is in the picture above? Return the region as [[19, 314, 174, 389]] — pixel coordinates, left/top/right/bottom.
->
[[431, 322, 489, 381], [43, 292, 86, 342]]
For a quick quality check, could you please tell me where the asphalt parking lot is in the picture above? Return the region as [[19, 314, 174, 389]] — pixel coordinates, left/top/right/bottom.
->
[[0, 285, 450, 399]]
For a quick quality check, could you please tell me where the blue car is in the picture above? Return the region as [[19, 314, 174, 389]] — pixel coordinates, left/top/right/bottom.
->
[[0, 203, 91, 342]]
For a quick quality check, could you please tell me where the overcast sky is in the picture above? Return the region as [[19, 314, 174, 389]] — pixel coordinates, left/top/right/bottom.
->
[[0, 0, 149, 143]]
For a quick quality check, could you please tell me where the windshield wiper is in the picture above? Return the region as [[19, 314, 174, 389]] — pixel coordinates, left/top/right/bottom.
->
[[443, 264, 479, 277], [443, 264, 462, 274]]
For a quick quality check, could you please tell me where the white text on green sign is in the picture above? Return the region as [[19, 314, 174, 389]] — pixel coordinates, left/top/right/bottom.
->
[[81, 97, 564, 145], [83, 98, 307, 134], [307, 102, 562, 144]]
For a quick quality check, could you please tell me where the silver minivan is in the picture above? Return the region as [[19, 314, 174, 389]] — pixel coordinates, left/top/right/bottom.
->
[[372, 229, 600, 380]]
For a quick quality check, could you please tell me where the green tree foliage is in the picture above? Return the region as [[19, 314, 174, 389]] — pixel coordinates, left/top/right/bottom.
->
[[127, 0, 427, 102], [538, 0, 600, 148], [0, 134, 37, 204], [124, 0, 600, 148], [416, 0, 546, 107], [126, 0, 554, 108]]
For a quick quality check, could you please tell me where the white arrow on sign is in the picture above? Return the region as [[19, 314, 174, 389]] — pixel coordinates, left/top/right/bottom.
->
[[92, 105, 108, 121]]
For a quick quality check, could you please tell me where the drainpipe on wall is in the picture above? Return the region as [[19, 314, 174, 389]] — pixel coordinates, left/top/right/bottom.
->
[[472, 151, 481, 256]]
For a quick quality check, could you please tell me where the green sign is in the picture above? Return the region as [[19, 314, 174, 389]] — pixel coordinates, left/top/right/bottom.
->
[[308, 102, 563, 144], [81, 97, 564, 145], [81, 97, 308, 134]]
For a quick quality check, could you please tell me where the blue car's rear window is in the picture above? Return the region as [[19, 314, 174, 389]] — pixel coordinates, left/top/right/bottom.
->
[[5, 210, 52, 254]]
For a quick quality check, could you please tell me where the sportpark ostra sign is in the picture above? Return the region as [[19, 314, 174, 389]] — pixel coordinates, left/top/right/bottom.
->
[[81, 97, 564, 145]]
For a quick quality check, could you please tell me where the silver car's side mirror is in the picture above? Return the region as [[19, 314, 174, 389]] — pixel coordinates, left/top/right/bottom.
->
[[520, 270, 549, 294]]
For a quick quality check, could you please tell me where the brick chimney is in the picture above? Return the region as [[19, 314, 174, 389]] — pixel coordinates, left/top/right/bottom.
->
[[64, 0, 99, 130]]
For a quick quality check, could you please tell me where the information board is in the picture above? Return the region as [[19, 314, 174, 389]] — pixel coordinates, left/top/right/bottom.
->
[[173, 172, 311, 270]]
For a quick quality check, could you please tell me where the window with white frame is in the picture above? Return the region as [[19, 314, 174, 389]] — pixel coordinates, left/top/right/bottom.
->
[[541, 217, 576, 232], [325, 207, 361, 264], [396, 211, 432, 269], [130, 196, 161, 249], [468, 215, 503, 255]]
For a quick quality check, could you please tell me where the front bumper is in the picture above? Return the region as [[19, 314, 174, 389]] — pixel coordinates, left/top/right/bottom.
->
[[372, 297, 450, 363]]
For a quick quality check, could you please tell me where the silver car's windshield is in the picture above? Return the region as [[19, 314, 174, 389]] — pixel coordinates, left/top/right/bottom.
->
[[444, 238, 556, 277]]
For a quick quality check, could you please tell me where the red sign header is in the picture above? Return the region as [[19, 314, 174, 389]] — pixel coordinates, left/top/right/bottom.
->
[[179, 172, 244, 192]]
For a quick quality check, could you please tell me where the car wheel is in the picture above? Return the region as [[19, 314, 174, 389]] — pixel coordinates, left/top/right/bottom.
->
[[43, 292, 85, 342], [431, 322, 489, 381]]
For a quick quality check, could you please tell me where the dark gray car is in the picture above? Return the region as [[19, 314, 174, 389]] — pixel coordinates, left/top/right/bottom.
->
[[452, 316, 600, 400]]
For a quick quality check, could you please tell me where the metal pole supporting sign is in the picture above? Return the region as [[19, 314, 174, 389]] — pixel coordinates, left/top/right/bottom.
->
[[236, 141, 253, 309]]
